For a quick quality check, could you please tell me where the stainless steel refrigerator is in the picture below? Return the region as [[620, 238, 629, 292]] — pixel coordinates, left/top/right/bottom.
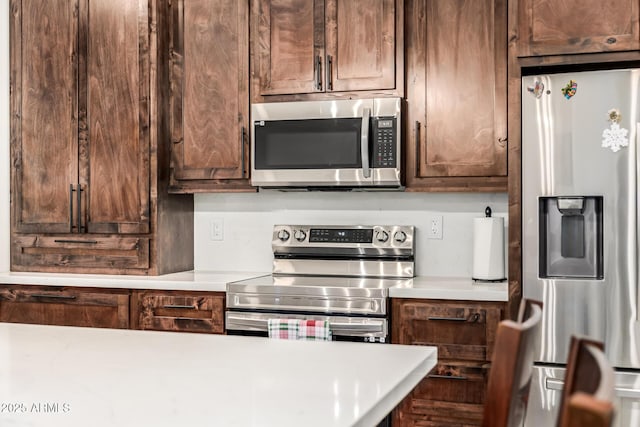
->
[[522, 69, 640, 426]]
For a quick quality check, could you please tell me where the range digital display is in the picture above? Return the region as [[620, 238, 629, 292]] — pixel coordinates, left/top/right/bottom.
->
[[309, 228, 373, 243]]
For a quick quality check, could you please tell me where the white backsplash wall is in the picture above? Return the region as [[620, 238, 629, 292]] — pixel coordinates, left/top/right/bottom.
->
[[195, 192, 508, 277], [1, 4, 10, 272]]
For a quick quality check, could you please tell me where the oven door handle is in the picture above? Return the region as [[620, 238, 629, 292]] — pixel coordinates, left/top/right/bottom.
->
[[330, 321, 384, 334], [361, 107, 371, 179], [226, 314, 269, 331], [225, 314, 385, 335]]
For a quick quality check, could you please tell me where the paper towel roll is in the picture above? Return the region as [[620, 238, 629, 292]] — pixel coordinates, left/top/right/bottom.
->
[[472, 216, 506, 281]]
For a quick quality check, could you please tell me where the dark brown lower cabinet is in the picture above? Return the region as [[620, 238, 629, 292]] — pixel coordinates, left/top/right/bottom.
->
[[392, 298, 504, 426], [132, 290, 225, 334], [0, 285, 129, 329]]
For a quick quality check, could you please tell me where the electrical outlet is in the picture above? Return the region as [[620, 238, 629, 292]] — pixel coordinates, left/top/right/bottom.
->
[[210, 219, 224, 241], [427, 215, 443, 240]]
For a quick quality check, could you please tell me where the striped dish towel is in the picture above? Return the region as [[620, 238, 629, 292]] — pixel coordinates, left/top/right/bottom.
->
[[267, 319, 300, 339], [298, 320, 332, 341]]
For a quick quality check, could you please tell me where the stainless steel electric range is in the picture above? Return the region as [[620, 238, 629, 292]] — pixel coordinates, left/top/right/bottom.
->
[[225, 224, 415, 342]]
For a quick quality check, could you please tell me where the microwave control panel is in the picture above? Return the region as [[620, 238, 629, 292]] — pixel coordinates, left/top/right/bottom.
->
[[372, 117, 397, 168]]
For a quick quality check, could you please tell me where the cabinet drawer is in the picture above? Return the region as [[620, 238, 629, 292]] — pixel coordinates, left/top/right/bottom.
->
[[12, 235, 150, 272], [393, 300, 502, 362], [0, 286, 130, 329], [405, 363, 487, 426], [136, 292, 225, 334]]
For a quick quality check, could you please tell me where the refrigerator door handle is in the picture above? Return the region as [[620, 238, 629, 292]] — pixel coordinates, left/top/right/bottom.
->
[[545, 378, 564, 391], [637, 123, 640, 323], [545, 377, 640, 398]]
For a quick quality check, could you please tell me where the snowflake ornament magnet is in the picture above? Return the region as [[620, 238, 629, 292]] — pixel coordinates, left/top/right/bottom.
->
[[602, 108, 629, 152]]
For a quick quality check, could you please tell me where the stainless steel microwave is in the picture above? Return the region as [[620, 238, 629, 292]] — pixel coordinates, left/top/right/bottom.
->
[[251, 98, 402, 189]]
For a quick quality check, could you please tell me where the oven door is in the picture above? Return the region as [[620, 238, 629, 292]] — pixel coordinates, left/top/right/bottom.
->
[[225, 311, 388, 343], [251, 98, 401, 188]]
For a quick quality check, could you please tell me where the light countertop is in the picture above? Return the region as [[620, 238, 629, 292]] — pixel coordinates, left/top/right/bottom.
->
[[0, 323, 437, 427], [0, 270, 267, 292], [0, 271, 508, 301], [388, 276, 508, 301]]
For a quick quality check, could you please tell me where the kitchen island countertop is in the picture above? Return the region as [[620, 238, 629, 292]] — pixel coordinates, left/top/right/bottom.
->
[[0, 323, 436, 427], [0, 271, 508, 301]]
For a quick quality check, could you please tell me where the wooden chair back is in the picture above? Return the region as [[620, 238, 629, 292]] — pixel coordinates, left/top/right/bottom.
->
[[557, 337, 616, 427], [564, 392, 615, 427], [481, 299, 543, 427]]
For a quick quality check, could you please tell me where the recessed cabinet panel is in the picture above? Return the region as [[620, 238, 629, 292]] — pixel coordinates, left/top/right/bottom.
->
[[421, 0, 507, 177], [170, 0, 249, 186], [0, 286, 130, 329], [257, 0, 321, 95], [518, 0, 640, 56], [84, 0, 150, 234], [134, 291, 225, 334], [325, 0, 395, 91], [12, 0, 78, 234]]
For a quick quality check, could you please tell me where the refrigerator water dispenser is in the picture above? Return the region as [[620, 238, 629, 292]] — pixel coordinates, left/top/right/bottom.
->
[[539, 196, 603, 279]]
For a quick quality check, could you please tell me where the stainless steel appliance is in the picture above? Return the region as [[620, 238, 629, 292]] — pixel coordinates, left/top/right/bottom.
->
[[250, 98, 402, 189], [522, 69, 640, 426], [226, 224, 415, 342]]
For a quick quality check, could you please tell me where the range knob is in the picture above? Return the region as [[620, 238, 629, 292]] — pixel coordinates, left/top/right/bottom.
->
[[394, 231, 407, 243], [294, 229, 307, 242], [375, 230, 389, 243], [277, 229, 290, 241]]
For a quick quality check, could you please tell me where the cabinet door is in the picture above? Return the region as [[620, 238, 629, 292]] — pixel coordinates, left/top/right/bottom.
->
[[80, 0, 150, 234], [324, 0, 396, 92], [134, 291, 225, 334], [170, 0, 249, 185], [256, 0, 325, 95], [518, 0, 640, 56], [10, 0, 79, 234], [393, 300, 501, 362], [0, 286, 130, 329], [395, 363, 488, 426], [411, 0, 507, 179], [391, 298, 503, 427]]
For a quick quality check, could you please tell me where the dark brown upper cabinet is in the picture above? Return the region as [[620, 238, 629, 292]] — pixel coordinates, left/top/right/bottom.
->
[[518, 0, 640, 57], [404, 0, 508, 191], [10, 0, 194, 274], [254, 0, 400, 97], [12, 0, 149, 235], [168, 0, 253, 193]]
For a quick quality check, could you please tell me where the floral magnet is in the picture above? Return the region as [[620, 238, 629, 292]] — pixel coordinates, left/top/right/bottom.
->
[[527, 80, 544, 98], [602, 108, 629, 152], [561, 80, 578, 99]]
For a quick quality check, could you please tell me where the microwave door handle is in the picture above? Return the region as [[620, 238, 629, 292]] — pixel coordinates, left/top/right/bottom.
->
[[361, 108, 371, 178]]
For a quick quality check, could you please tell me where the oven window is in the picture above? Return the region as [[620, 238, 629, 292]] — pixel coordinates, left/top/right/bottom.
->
[[254, 118, 362, 169]]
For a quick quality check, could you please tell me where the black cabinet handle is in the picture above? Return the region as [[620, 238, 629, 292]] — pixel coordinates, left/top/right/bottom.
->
[[326, 55, 333, 91], [241, 126, 247, 178], [427, 316, 467, 322], [31, 294, 77, 301], [606, 37, 617, 44], [427, 313, 480, 322], [314, 55, 322, 91], [69, 184, 75, 232], [54, 239, 98, 244], [428, 374, 468, 381], [77, 184, 84, 232], [414, 121, 421, 177], [162, 304, 197, 310]]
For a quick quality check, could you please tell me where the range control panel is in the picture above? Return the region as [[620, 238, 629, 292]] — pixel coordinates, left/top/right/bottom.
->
[[309, 228, 373, 243], [272, 225, 415, 252]]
